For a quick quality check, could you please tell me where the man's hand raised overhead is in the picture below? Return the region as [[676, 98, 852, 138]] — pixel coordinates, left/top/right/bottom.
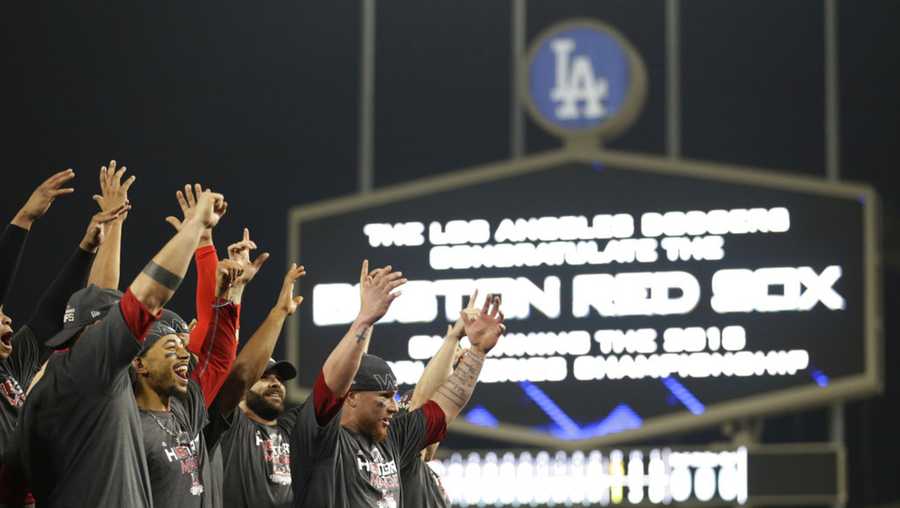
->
[[12, 169, 76, 230], [357, 264, 407, 327], [92, 160, 135, 218], [165, 184, 226, 246], [461, 294, 505, 355]]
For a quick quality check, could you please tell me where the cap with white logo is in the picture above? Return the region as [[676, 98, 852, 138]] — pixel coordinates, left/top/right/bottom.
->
[[46, 285, 123, 349]]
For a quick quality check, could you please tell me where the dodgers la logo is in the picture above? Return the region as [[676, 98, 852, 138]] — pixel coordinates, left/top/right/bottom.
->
[[525, 20, 647, 140]]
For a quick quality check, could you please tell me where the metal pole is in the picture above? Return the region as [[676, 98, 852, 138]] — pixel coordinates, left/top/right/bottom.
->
[[665, 0, 682, 159], [358, 0, 376, 193], [825, 2, 844, 499], [830, 402, 847, 508], [824, 0, 840, 181], [510, 0, 526, 158]]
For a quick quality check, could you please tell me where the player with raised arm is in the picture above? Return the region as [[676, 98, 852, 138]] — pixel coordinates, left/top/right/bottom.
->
[[290, 260, 505, 508], [132, 252, 247, 507], [398, 291, 478, 508], [206, 263, 306, 508], [0, 164, 129, 507], [19, 184, 227, 507]]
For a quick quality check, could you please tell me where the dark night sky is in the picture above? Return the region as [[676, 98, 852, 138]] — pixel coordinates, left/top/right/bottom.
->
[[2, 1, 898, 505]]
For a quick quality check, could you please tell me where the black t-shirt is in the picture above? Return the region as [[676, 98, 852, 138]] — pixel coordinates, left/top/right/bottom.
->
[[20, 293, 155, 507], [290, 373, 447, 508], [207, 401, 301, 508], [0, 326, 46, 461], [141, 380, 213, 508], [400, 457, 451, 508]]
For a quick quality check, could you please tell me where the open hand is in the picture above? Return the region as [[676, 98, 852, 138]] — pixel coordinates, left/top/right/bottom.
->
[[357, 261, 407, 326], [460, 293, 505, 354], [14, 169, 76, 228], [92, 160, 135, 218], [274, 263, 307, 316]]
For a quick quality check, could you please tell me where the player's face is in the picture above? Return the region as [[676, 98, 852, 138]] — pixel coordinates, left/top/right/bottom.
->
[[142, 333, 191, 397], [0, 308, 13, 361], [356, 390, 398, 443], [247, 373, 286, 415]]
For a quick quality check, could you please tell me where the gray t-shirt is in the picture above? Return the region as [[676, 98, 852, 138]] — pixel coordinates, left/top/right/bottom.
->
[[20, 294, 155, 507], [290, 373, 447, 508], [0, 326, 45, 460], [400, 457, 451, 508], [141, 380, 212, 508], [208, 402, 300, 508]]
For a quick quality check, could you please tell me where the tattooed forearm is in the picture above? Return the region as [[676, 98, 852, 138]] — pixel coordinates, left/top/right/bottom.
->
[[141, 260, 183, 291], [355, 324, 371, 343], [435, 349, 485, 410]]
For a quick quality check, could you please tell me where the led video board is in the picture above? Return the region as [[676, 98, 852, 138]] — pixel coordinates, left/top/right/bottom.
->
[[433, 443, 842, 507], [286, 149, 880, 448]]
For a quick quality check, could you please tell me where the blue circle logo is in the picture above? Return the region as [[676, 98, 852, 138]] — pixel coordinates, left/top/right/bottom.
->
[[525, 21, 646, 139]]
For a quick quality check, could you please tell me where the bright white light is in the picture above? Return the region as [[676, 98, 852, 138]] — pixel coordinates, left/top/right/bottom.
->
[[660, 236, 725, 262], [489, 330, 591, 358], [594, 328, 658, 354], [572, 349, 809, 381], [362, 222, 425, 247], [387, 360, 424, 385], [493, 214, 635, 243], [478, 356, 568, 383], [441, 447, 751, 506], [312, 283, 359, 326], [711, 265, 845, 313], [573, 271, 700, 317], [641, 207, 791, 237], [694, 466, 717, 502], [428, 238, 659, 270], [627, 451, 645, 504], [312, 276, 560, 326], [429, 219, 491, 245]]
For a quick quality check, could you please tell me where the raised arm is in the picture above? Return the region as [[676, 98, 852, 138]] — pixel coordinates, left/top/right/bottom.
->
[[165, 184, 225, 357], [321, 261, 406, 398], [407, 296, 471, 411], [214, 264, 305, 415], [7, 206, 126, 385], [129, 189, 226, 314], [190, 259, 241, 406], [1, 169, 75, 304], [430, 295, 505, 423], [28, 206, 127, 342], [87, 160, 135, 290]]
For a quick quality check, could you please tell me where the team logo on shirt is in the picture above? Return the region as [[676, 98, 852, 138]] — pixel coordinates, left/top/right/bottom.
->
[[0, 377, 25, 408], [356, 447, 399, 508], [255, 429, 291, 485], [161, 433, 204, 495]]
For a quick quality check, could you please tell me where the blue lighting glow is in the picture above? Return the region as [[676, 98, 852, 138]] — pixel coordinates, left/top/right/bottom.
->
[[810, 369, 830, 387], [661, 376, 705, 415], [518, 381, 643, 440], [518, 381, 581, 436], [464, 404, 500, 428]]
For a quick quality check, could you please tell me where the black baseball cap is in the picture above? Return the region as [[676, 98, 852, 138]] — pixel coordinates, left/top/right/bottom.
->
[[351, 354, 397, 392], [46, 285, 122, 349], [139, 309, 190, 356], [264, 358, 297, 382]]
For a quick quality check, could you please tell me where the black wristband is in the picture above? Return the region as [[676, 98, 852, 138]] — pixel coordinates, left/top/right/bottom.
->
[[141, 261, 183, 291]]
